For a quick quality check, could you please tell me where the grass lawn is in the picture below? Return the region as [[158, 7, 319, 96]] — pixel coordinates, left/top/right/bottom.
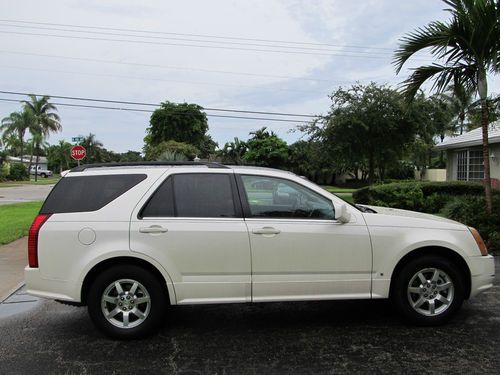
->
[[320, 185, 358, 194], [0, 201, 43, 245], [0, 176, 59, 188]]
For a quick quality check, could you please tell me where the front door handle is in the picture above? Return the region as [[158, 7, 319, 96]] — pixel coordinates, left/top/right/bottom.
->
[[139, 225, 168, 234], [252, 227, 281, 235]]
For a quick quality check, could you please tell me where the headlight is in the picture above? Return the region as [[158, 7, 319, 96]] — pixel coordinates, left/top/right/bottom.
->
[[468, 227, 488, 256]]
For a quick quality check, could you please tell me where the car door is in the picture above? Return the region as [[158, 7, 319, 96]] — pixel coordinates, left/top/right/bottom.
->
[[130, 170, 251, 304], [238, 174, 372, 302]]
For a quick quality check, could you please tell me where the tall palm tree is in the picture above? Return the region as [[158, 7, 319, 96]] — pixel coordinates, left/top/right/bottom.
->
[[1, 110, 36, 164], [394, 0, 499, 214], [442, 83, 475, 134], [22, 95, 62, 181]]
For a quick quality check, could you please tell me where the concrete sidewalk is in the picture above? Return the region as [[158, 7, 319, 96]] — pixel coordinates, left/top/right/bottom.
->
[[0, 237, 27, 302]]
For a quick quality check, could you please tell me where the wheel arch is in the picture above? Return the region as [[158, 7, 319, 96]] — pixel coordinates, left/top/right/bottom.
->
[[80, 256, 176, 305], [389, 246, 472, 299]]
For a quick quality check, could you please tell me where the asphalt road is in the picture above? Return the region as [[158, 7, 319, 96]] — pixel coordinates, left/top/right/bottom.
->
[[0, 184, 54, 205], [0, 263, 498, 375]]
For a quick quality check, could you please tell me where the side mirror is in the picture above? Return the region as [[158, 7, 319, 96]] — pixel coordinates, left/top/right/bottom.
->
[[333, 202, 351, 223]]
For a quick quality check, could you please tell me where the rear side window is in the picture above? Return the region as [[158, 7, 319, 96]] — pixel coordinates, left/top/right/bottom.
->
[[40, 174, 147, 214], [141, 173, 238, 218]]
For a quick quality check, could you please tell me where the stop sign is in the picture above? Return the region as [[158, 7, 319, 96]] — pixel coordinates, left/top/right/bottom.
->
[[71, 145, 86, 161]]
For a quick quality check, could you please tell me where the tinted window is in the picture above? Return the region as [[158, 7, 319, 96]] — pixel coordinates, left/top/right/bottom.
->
[[241, 175, 335, 219], [40, 174, 146, 214], [174, 174, 236, 217], [141, 173, 237, 218], [140, 177, 175, 217]]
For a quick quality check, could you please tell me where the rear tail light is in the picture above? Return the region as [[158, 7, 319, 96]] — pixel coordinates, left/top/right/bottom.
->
[[28, 214, 51, 268]]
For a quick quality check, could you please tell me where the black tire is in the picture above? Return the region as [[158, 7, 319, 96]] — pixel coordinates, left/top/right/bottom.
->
[[392, 255, 465, 326], [40, 173, 47, 178], [87, 265, 168, 339]]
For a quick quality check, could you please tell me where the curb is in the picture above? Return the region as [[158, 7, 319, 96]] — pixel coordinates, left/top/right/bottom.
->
[[0, 282, 25, 304]]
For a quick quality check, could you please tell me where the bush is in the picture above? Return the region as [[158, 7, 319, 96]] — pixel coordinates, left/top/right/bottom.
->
[[353, 181, 491, 213], [8, 163, 29, 181], [442, 195, 500, 254], [0, 162, 9, 181]]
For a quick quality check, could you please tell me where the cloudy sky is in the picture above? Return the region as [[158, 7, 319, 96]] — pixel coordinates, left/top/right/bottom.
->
[[0, 0, 498, 153]]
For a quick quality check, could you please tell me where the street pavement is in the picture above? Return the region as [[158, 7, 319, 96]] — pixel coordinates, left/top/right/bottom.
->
[[0, 184, 54, 205], [0, 262, 498, 374]]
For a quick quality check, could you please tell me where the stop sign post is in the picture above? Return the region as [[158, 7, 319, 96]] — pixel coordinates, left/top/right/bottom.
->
[[71, 145, 86, 165]]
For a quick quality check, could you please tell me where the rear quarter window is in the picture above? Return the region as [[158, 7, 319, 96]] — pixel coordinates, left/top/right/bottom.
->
[[40, 174, 147, 214]]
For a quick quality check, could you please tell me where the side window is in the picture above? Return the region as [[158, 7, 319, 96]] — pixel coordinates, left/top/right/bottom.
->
[[141, 173, 237, 218], [140, 177, 175, 217], [241, 175, 335, 220]]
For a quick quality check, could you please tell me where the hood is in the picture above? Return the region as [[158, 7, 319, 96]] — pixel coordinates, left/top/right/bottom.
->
[[360, 205, 466, 230]]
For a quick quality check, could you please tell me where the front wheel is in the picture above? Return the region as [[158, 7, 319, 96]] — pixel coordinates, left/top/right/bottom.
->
[[392, 256, 465, 325], [87, 265, 168, 339]]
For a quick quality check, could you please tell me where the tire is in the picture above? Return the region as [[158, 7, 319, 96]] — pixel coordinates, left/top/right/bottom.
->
[[392, 255, 465, 326], [87, 265, 168, 339], [40, 173, 47, 178]]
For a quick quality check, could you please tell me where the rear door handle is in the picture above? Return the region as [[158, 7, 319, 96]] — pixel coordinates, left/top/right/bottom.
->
[[252, 227, 281, 235], [139, 225, 168, 234]]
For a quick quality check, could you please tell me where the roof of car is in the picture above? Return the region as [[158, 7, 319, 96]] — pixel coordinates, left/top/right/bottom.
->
[[67, 162, 294, 176]]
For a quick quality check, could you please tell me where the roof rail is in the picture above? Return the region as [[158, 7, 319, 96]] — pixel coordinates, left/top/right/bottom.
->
[[70, 161, 230, 172]]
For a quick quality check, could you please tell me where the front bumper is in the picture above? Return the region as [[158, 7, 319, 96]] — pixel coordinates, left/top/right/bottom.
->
[[468, 255, 495, 298]]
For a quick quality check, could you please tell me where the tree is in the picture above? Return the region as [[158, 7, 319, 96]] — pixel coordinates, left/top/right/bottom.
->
[[394, 0, 500, 213], [144, 101, 210, 157], [119, 151, 143, 162], [442, 83, 475, 134], [47, 140, 73, 172], [1, 110, 36, 163], [319, 84, 416, 183], [22, 95, 61, 180], [219, 137, 248, 164], [244, 127, 289, 168], [81, 133, 103, 164], [145, 140, 199, 161]]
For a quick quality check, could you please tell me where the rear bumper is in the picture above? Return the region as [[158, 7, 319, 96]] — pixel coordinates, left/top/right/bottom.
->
[[468, 255, 495, 298], [24, 267, 80, 302]]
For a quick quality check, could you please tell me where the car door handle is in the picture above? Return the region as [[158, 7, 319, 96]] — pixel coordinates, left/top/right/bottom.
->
[[252, 227, 281, 235], [139, 226, 168, 234]]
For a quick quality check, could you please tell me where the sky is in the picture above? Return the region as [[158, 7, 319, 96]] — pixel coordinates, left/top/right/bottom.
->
[[0, 0, 498, 153]]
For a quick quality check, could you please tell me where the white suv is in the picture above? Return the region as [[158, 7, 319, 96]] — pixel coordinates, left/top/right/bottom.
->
[[25, 162, 495, 339]]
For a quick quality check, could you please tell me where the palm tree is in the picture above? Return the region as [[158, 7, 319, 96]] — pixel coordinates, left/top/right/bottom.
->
[[394, 0, 499, 214], [1, 110, 36, 164], [22, 95, 62, 181], [81, 133, 103, 163], [442, 83, 475, 134], [221, 137, 248, 164]]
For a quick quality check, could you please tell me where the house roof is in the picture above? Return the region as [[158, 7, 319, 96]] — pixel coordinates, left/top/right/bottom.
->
[[434, 120, 500, 150], [7, 155, 48, 164]]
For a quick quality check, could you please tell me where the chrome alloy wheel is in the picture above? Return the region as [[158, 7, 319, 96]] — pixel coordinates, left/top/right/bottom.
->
[[101, 279, 151, 329], [407, 268, 454, 316]]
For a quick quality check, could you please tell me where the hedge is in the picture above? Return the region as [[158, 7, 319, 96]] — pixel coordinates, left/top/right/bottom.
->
[[353, 181, 491, 213]]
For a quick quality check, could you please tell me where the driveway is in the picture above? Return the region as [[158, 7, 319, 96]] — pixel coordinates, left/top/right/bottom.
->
[[0, 184, 54, 205], [0, 262, 498, 374]]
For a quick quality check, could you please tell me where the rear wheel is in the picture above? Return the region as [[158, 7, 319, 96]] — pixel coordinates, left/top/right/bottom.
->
[[392, 256, 465, 325], [87, 265, 168, 339], [40, 173, 47, 178]]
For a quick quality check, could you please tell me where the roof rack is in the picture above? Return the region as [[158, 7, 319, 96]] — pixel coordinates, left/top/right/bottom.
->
[[70, 161, 230, 172]]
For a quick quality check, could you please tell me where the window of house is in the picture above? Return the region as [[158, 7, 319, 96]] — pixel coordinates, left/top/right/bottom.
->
[[456, 149, 484, 181]]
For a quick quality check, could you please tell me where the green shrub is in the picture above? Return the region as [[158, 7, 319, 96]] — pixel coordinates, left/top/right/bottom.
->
[[442, 195, 500, 253], [353, 181, 491, 213], [0, 162, 9, 181], [8, 163, 29, 181]]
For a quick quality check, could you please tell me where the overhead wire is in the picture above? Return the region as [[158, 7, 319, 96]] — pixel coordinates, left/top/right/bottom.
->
[[0, 98, 312, 123]]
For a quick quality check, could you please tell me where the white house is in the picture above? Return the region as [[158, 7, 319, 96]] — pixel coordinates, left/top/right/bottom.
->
[[434, 121, 500, 187], [7, 155, 49, 171]]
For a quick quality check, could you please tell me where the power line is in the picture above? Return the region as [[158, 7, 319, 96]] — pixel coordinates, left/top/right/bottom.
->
[[0, 90, 317, 118], [0, 23, 398, 56], [0, 50, 392, 84], [0, 19, 397, 51], [0, 98, 311, 123], [1, 30, 403, 59]]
